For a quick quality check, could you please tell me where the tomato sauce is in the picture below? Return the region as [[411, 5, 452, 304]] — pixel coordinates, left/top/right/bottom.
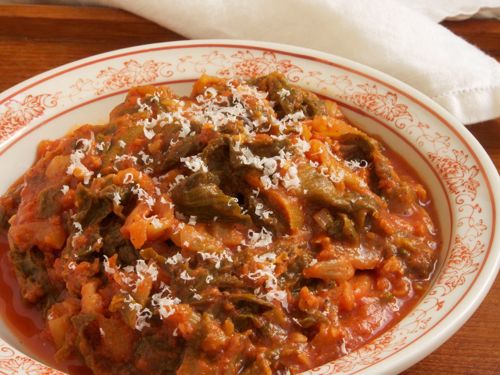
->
[[0, 73, 441, 375], [0, 234, 91, 375]]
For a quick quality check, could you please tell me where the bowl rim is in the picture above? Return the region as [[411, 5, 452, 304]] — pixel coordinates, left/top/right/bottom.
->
[[0, 39, 498, 375]]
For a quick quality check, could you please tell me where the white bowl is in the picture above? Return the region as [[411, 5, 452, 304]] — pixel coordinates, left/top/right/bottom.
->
[[0, 40, 498, 375]]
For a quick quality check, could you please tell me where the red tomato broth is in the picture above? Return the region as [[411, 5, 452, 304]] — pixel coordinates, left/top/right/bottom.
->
[[0, 234, 91, 375], [0, 73, 441, 375], [332, 142, 441, 356], [0, 230, 428, 375]]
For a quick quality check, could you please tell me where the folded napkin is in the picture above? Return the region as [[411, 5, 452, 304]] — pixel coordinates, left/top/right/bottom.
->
[[36, 0, 500, 123], [82, 0, 499, 124]]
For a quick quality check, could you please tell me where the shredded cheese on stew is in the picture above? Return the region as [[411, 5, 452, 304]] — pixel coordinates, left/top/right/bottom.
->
[[0, 72, 439, 375]]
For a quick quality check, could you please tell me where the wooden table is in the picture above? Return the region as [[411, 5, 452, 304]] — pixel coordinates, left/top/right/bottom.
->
[[0, 4, 499, 374]]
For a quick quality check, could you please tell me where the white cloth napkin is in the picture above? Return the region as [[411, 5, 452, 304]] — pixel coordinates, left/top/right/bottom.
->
[[8, 0, 500, 124], [82, 0, 500, 124]]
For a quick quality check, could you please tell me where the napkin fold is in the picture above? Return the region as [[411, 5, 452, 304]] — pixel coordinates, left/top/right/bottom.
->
[[398, 0, 500, 21], [26, 0, 500, 124]]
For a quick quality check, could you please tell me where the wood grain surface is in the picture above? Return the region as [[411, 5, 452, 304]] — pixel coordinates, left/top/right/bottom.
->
[[0, 4, 499, 374]]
